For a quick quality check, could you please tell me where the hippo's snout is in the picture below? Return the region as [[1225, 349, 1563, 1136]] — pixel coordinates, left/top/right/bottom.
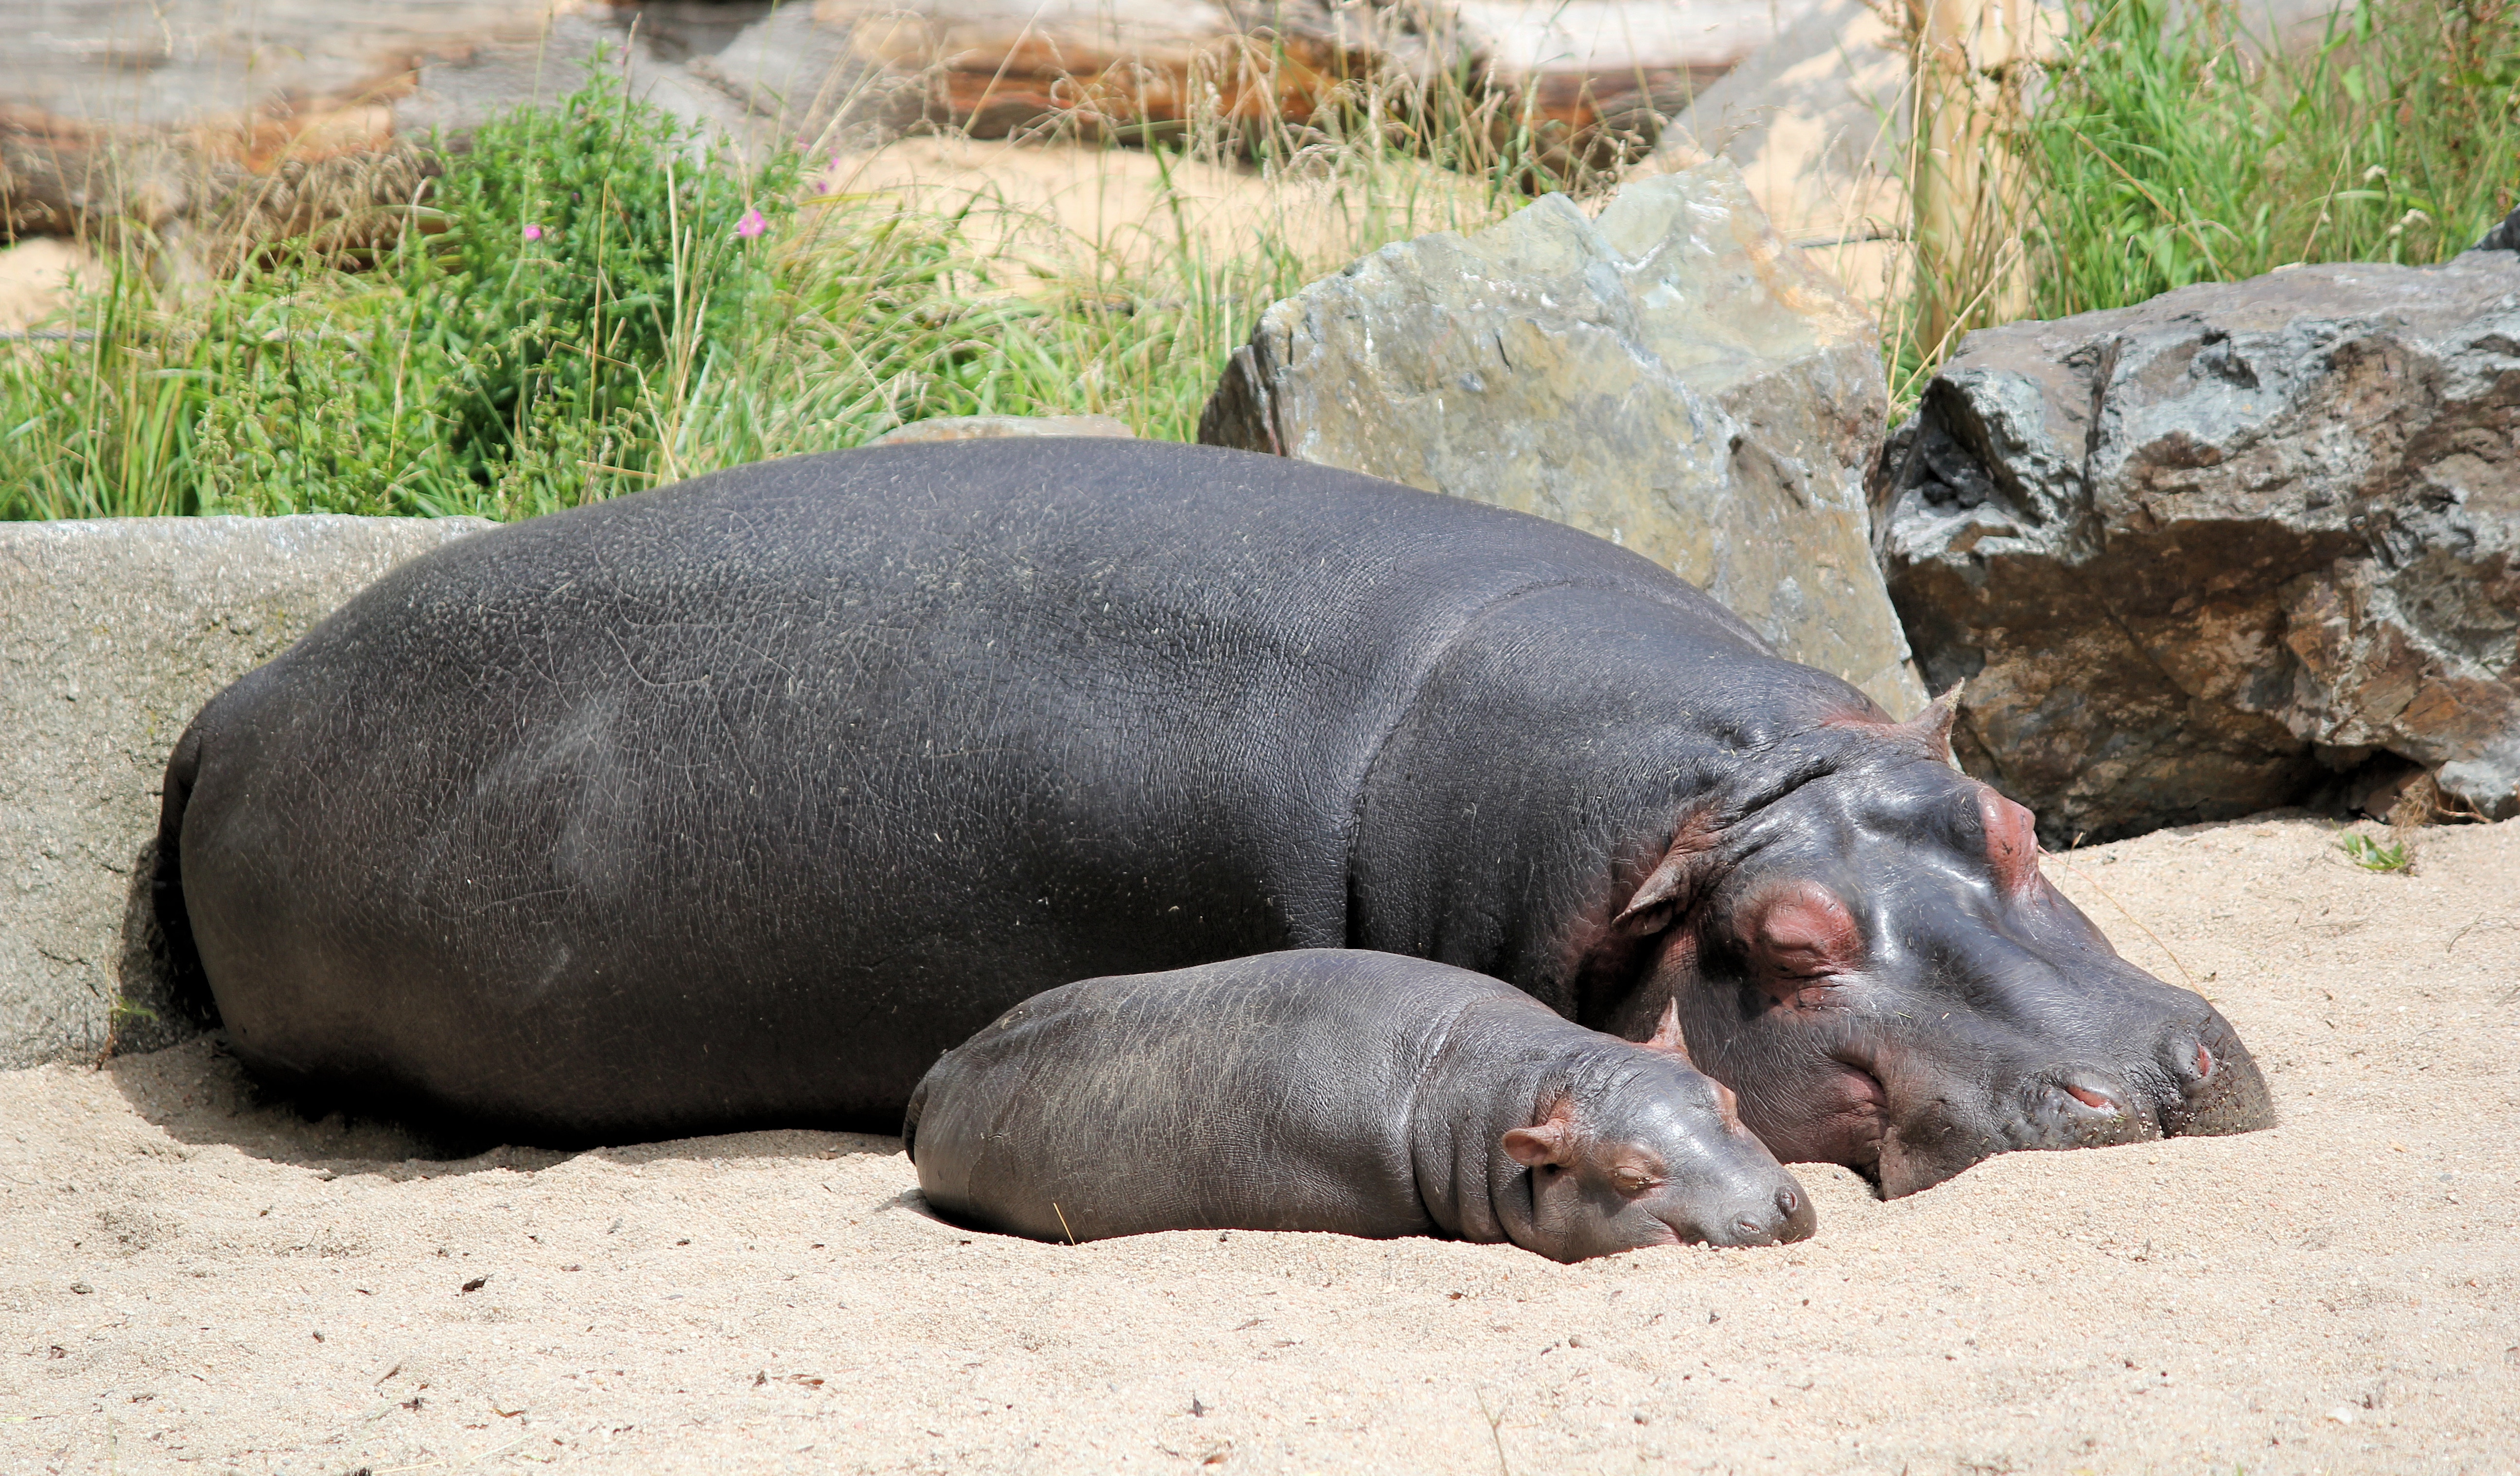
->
[[1868, 1005, 2278, 1197], [1676, 1181, 1816, 1249], [2161, 1013, 2275, 1138], [2005, 1012, 2277, 1158], [2022, 1070, 2162, 1151]]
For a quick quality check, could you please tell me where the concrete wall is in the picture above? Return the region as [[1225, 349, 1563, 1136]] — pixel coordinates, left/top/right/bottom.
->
[[1, 515, 490, 1067]]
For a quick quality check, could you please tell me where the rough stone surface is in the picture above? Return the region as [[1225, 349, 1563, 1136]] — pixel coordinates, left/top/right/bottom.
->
[[1879, 252, 2520, 842], [1199, 161, 1925, 714], [0, 515, 490, 1069], [1642, 0, 1908, 243], [870, 413, 1135, 445]]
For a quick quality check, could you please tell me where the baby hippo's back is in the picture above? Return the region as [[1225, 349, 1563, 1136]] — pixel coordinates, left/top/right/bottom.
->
[[903, 949, 1815, 1259], [906, 950, 1484, 1244]]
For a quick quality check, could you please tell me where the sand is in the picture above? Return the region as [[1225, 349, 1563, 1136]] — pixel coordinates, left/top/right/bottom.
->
[[0, 240, 97, 334], [811, 135, 1503, 292], [4, 812, 2516, 1474]]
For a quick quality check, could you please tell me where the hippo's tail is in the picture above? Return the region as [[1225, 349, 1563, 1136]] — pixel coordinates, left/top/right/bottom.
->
[[140, 719, 221, 1042]]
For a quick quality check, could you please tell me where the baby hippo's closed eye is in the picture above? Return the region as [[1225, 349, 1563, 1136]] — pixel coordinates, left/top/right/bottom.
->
[[903, 949, 1815, 1263]]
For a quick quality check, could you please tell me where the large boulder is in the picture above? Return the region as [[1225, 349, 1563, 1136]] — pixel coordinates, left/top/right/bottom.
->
[[1879, 251, 2520, 842], [0, 516, 489, 1068], [1636, 0, 1910, 243], [1198, 160, 1926, 714]]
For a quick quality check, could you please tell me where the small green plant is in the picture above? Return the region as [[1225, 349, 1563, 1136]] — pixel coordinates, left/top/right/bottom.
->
[[185, 55, 803, 519], [2338, 831, 2413, 872]]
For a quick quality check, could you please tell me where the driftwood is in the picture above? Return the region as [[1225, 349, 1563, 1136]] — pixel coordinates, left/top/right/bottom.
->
[[0, 0, 1793, 256], [1, 94, 430, 264]]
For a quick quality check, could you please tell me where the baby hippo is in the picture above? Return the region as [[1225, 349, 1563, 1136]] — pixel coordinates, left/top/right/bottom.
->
[[904, 949, 1815, 1262]]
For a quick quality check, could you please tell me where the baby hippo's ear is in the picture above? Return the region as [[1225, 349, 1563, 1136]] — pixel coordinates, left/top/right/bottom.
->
[[1640, 999, 1696, 1068], [1638, 1000, 1747, 1132], [1502, 1100, 1579, 1167]]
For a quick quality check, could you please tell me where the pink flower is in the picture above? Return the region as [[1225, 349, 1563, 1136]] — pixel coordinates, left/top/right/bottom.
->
[[523, 223, 544, 242], [735, 208, 768, 240]]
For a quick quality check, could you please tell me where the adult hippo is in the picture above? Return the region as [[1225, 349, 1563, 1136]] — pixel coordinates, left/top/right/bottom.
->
[[156, 439, 2273, 1194]]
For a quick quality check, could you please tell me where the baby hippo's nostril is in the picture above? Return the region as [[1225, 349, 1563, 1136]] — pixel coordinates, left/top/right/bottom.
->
[[2196, 1043, 2215, 1079], [1733, 1214, 1765, 1238], [1776, 1187, 1801, 1220]]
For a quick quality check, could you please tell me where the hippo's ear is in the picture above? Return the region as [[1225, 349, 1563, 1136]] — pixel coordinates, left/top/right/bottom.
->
[[1612, 813, 1721, 933], [1640, 999, 1697, 1068], [1900, 681, 1965, 766], [1502, 1101, 1578, 1168], [1639, 999, 1748, 1130]]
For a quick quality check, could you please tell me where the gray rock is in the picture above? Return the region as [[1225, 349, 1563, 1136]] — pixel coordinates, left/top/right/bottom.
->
[[871, 413, 1135, 445], [392, 12, 761, 152], [694, 5, 912, 150], [1879, 253, 2520, 842], [0, 515, 490, 1068], [1646, 0, 1908, 243], [1199, 161, 1926, 714]]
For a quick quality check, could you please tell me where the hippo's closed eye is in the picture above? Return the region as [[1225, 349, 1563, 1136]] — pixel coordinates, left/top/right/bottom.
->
[[1743, 881, 1865, 1005], [1609, 1162, 1661, 1196]]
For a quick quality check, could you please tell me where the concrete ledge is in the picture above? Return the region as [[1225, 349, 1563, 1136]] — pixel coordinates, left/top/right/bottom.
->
[[1, 515, 492, 1068]]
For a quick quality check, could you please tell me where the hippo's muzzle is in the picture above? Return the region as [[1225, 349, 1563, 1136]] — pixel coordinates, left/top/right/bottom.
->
[[2017, 1006, 2273, 1149], [1863, 1005, 2275, 1197], [1673, 1183, 1818, 1248]]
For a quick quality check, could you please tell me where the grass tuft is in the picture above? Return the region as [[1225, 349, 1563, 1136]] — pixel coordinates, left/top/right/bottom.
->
[[2338, 832, 2415, 873]]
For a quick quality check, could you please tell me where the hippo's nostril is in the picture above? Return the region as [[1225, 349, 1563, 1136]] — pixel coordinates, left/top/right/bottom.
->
[[1734, 1215, 1763, 1238], [1776, 1187, 1801, 1219], [2196, 1044, 2215, 1079], [2063, 1083, 2118, 1112]]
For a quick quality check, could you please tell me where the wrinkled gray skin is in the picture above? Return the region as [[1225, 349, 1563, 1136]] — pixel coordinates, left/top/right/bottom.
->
[[158, 439, 2272, 1195], [905, 950, 1814, 1261]]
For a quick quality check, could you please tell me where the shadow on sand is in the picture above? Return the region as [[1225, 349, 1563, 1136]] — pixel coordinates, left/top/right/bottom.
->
[[105, 1033, 907, 1184]]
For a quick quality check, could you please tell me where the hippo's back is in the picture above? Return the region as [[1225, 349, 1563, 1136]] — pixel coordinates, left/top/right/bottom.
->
[[169, 439, 1761, 1142]]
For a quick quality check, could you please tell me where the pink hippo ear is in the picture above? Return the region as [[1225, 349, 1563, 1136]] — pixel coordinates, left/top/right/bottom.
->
[[1502, 1101, 1579, 1168]]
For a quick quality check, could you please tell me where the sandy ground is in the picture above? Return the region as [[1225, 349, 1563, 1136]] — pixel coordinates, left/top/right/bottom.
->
[[4, 812, 2516, 1474], [0, 241, 98, 334], [812, 136, 1502, 291]]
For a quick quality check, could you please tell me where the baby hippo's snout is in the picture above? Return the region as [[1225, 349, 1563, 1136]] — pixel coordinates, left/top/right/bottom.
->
[[1675, 1182, 1815, 1249]]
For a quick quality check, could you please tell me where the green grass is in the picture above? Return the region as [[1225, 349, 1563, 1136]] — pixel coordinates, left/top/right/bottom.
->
[[8, 0, 2518, 518], [2338, 831, 2415, 873], [0, 52, 1540, 522], [1890, 0, 2520, 404], [2024, 0, 2520, 314]]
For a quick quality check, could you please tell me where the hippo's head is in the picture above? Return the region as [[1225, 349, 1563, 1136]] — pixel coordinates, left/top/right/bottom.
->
[[1602, 692, 2275, 1199], [1501, 1011, 1818, 1262]]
